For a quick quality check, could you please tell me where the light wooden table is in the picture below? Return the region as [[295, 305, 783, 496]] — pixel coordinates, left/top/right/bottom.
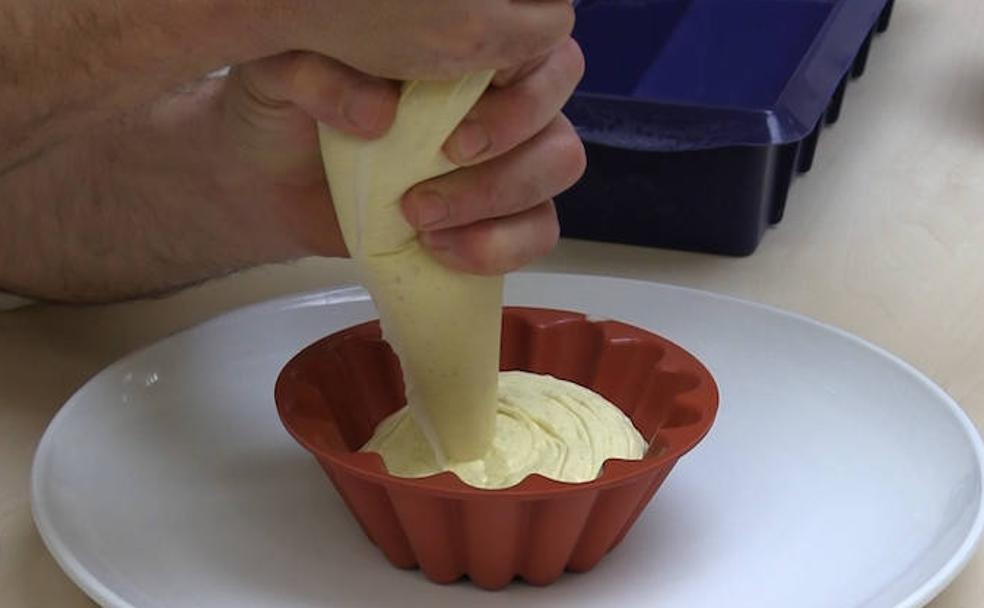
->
[[4, 1, 984, 605]]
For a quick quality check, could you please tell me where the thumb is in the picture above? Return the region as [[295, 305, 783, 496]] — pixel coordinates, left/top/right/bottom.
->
[[232, 52, 400, 139]]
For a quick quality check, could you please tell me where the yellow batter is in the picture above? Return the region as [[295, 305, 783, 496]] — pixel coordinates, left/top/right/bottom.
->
[[363, 371, 647, 489], [318, 74, 645, 488]]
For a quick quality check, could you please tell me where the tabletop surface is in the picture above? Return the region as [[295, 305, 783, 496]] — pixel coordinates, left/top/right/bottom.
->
[[4, 1, 984, 606]]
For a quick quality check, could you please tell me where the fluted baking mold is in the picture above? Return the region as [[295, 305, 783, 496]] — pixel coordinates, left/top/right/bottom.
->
[[275, 307, 719, 589]]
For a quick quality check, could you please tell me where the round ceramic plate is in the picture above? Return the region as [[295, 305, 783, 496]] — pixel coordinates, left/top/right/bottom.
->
[[33, 273, 984, 608]]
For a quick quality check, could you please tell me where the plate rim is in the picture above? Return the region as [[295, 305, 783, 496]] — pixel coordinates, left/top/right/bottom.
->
[[30, 272, 984, 608]]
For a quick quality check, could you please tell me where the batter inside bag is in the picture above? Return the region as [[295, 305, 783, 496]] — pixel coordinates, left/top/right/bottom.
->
[[319, 72, 500, 464]]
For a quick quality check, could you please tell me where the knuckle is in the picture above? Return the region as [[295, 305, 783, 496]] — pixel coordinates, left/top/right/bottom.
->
[[442, 11, 497, 64], [448, 186, 480, 226], [553, 130, 587, 187], [526, 5, 576, 56], [469, 204, 559, 275], [516, 173, 545, 211], [483, 172, 512, 217], [463, 224, 507, 275], [486, 162, 540, 218], [565, 38, 586, 83], [496, 41, 535, 68], [509, 79, 541, 115]]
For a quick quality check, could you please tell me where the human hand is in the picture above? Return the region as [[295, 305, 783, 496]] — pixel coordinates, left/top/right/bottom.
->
[[219, 38, 586, 274], [403, 37, 587, 274]]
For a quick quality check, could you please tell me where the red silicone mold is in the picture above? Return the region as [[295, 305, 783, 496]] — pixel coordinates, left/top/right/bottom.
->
[[275, 307, 718, 590]]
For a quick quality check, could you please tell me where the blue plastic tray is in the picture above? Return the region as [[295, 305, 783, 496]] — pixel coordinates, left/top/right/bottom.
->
[[558, 0, 894, 255]]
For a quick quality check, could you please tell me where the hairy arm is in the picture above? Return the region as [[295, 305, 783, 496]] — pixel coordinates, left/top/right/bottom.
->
[[0, 0, 269, 173], [0, 0, 573, 175], [0, 76, 343, 303]]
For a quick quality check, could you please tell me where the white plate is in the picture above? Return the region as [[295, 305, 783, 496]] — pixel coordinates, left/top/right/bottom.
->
[[32, 273, 984, 608]]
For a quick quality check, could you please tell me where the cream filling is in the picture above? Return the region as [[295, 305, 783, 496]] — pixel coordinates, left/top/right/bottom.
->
[[362, 371, 647, 489]]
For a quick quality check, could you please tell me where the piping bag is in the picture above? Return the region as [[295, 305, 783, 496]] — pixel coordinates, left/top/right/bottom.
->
[[318, 71, 500, 464]]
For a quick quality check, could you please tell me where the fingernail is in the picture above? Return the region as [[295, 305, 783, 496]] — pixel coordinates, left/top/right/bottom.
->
[[342, 83, 386, 134], [410, 191, 450, 228], [447, 120, 491, 163]]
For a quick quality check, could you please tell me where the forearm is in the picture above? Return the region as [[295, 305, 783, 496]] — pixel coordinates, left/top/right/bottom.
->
[[0, 0, 273, 173], [0, 77, 323, 303]]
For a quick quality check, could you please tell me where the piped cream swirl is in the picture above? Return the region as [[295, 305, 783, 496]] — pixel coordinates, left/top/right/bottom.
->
[[362, 371, 647, 489]]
